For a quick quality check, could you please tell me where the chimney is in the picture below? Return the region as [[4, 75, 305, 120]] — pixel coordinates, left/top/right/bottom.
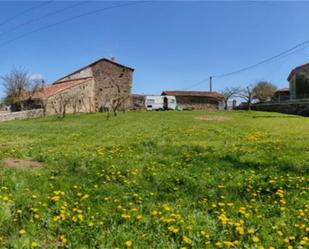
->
[[110, 57, 116, 62]]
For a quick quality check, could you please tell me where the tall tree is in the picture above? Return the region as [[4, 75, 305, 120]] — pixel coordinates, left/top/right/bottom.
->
[[253, 81, 277, 102], [238, 85, 255, 110], [1, 67, 43, 111], [221, 87, 240, 110], [1, 67, 30, 108]]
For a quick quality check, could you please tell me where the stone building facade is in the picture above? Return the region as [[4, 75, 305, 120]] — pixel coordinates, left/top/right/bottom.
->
[[23, 58, 134, 115], [161, 91, 224, 110], [132, 94, 146, 110], [288, 63, 309, 99]]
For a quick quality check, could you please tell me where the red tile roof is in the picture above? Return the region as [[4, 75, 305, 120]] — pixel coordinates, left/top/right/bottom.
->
[[161, 91, 224, 100], [30, 77, 94, 99]]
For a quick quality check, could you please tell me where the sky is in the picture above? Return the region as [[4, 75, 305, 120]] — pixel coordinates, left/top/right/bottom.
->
[[1, 0, 309, 98]]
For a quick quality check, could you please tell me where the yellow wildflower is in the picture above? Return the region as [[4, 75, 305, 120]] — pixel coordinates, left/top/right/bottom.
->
[[125, 240, 132, 247], [31, 241, 38, 248], [252, 236, 260, 243], [182, 236, 191, 244]]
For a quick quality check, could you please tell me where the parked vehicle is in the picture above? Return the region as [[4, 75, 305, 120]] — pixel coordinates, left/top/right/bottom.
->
[[145, 95, 177, 110]]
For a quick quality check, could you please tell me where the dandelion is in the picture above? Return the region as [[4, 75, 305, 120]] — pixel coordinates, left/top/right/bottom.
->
[[121, 213, 131, 220], [19, 229, 26, 236], [125, 240, 132, 247], [236, 226, 244, 235], [182, 236, 191, 244], [31, 241, 38, 248], [60, 235, 67, 245], [252, 236, 260, 243]]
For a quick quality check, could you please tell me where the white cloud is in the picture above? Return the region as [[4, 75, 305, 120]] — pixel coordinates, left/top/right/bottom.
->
[[30, 74, 45, 81]]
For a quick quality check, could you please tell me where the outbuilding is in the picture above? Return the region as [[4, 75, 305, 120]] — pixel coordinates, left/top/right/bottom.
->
[[161, 91, 224, 110]]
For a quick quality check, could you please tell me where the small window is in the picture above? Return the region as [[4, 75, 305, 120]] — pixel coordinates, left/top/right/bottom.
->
[[99, 88, 103, 92], [147, 99, 155, 103]]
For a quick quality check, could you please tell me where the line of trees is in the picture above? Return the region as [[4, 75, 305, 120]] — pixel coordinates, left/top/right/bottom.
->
[[1, 67, 44, 111], [221, 81, 277, 110]]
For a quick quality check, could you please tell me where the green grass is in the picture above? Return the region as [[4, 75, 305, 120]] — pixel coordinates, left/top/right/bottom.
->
[[0, 111, 308, 249]]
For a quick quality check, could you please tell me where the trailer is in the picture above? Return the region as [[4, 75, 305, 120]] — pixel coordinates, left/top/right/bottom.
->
[[145, 95, 177, 111]]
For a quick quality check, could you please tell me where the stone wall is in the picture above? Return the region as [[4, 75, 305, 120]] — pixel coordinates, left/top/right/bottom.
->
[[252, 100, 309, 116], [46, 79, 95, 115], [132, 94, 146, 110], [0, 109, 44, 122], [288, 64, 309, 100], [56, 67, 93, 82], [176, 96, 224, 110], [92, 60, 133, 111]]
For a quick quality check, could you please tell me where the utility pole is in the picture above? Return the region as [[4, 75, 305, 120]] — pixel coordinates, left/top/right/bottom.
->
[[209, 76, 213, 92]]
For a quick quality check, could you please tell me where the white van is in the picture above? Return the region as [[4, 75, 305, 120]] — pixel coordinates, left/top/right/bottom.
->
[[145, 95, 177, 111]]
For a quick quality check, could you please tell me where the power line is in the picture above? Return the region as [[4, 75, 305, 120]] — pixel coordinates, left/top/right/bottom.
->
[[0, 1, 149, 48], [0, 1, 89, 38], [213, 38, 309, 78], [0, 0, 55, 27], [183, 37, 309, 91]]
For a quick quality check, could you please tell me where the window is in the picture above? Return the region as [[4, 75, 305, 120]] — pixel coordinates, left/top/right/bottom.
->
[[147, 99, 155, 103]]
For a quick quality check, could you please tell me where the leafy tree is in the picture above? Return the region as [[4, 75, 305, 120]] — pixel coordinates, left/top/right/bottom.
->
[[253, 81, 277, 102]]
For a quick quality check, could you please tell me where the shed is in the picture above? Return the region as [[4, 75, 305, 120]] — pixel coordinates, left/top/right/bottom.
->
[[161, 91, 224, 110]]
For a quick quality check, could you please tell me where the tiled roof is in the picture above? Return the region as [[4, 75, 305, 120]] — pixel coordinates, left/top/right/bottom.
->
[[161, 90, 225, 100], [29, 77, 94, 100]]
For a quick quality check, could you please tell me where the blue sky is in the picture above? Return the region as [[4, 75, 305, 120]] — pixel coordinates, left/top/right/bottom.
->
[[1, 0, 309, 98]]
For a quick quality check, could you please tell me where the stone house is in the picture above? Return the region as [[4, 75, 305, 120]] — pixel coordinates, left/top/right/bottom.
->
[[21, 58, 134, 115], [287, 63, 309, 99], [161, 91, 224, 110]]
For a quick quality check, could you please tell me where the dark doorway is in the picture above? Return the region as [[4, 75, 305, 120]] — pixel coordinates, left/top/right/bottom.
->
[[163, 97, 168, 110]]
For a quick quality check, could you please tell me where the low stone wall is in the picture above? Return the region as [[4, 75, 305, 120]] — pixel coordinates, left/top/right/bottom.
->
[[252, 101, 309, 117], [0, 109, 44, 122]]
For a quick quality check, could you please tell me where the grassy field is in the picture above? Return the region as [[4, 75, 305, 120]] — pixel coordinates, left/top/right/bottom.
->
[[0, 111, 308, 249]]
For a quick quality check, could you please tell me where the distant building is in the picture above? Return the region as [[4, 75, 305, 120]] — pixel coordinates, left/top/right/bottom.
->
[[287, 63, 309, 99], [161, 91, 224, 110], [18, 58, 134, 114], [272, 88, 290, 101]]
